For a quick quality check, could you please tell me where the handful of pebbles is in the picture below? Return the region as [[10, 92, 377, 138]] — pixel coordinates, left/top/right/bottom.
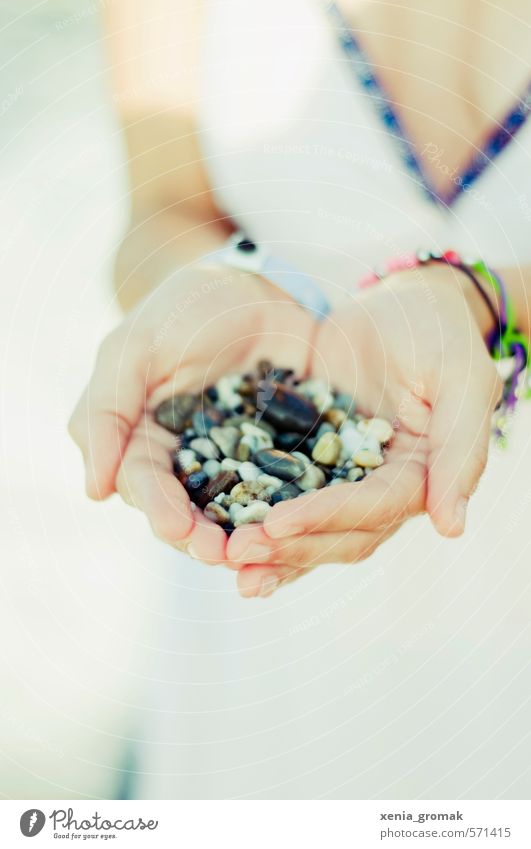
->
[[154, 361, 393, 535]]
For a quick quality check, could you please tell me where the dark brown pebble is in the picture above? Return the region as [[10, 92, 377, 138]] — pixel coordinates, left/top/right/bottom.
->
[[196, 470, 239, 509], [155, 393, 197, 434], [259, 382, 320, 434]]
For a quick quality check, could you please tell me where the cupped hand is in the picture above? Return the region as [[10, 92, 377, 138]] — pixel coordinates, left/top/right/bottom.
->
[[227, 263, 502, 596], [68, 262, 316, 564]]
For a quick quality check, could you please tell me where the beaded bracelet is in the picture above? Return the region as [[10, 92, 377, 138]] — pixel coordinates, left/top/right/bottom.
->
[[359, 249, 530, 444]]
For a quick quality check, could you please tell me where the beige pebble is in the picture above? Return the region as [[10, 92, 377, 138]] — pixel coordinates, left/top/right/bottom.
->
[[324, 408, 347, 429], [230, 480, 271, 505], [357, 417, 394, 444], [352, 449, 384, 468], [297, 464, 326, 491], [234, 500, 271, 526], [312, 432, 342, 465], [204, 502, 230, 525]]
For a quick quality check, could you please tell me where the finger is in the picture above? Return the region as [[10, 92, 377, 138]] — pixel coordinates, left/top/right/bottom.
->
[[227, 522, 392, 568], [236, 564, 306, 598], [263, 448, 425, 540], [427, 356, 503, 537], [184, 508, 229, 566], [68, 328, 146, 499], [116, 416, 194, 542]]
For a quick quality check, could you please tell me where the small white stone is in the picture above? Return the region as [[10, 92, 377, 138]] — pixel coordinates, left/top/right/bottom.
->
[[352, 449, 384, 468], [238, 461, 260, 481], [347, 466, 364, 482], [338, 422, 365, 462], [189, 437, 219, 459], [234, 500, 271, 527], [297, 464, 326, 491], [220, 458, 241, 472], [176, 448, 200, 473], [229, 502, 245, 522], [240, 421, 273, 451], [203, 459, 221, 479], [357, 417, 394, 444], [216, 374, 243, 409], [214, 492, 230, 506], [257, 473, 283, 491]]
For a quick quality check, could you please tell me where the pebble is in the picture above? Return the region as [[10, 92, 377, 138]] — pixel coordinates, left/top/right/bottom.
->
[[184, 471, 209, 499], [347, 467, 365, 482], [270, 483, 302, 504], [237, 461, 260, 481], [204, 502, 231, 525], [233, 500, 271, 527], [155, 393, 197, 433], [189, 437, 219, 460], [324, 408, 347, 429], [316, 422, 336, 438], [192, 406, 225, 437], [230, 480, 271, 506], [275, 431, 305, 452], [297, 464, 326, 491], [240, 421, 274, 452], [256, 473, 283, 491], [203, 459, 221, 479], [220, 458, 241, 472], [253, 448, 306, 480], [357, 417, 394, 444], [312, 432, 342, 465], [210, 426, 240, 459], [174, 448, 201, 474], [259, 383, 320, 434], [229, 502, 245, 522], [291, 450, 311, 468], [338, 421, 366, 462], [216, 375, 243, 409], [352, 449, 384, 468], [195, 471, 240, 509], [154, 361, 393, 536]]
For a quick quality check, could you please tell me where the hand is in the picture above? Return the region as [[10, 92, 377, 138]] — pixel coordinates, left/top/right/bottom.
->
[[227, 263, 503, 596], [68, 262, 316, 564]]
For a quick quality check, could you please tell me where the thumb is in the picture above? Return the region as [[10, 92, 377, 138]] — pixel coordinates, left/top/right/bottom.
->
[[427, 357, 502, 537]]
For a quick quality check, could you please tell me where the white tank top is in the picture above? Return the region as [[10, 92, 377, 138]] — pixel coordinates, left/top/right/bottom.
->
[[198, 0, 531, 304]]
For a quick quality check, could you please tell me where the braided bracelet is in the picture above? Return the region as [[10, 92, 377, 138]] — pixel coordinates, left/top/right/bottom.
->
[[358, 249, 530, 444]]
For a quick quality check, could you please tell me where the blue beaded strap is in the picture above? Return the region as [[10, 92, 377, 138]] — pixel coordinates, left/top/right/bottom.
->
[[325, 1, 531, 208]]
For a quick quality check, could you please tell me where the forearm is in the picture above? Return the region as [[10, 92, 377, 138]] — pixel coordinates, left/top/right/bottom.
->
[[114, 207, 234, 312]]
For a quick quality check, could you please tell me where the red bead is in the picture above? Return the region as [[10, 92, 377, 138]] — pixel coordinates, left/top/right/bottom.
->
[[358, 272, 380, 289], [443, 249, 461, 265]]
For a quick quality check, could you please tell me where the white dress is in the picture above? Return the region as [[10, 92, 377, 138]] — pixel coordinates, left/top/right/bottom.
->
[[134, 0, 531, 799]]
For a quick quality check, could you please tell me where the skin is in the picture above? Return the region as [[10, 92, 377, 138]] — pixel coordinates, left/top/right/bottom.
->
[[70, 0, 530, 597]]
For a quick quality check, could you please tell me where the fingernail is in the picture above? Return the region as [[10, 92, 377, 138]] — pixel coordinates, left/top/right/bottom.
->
[[186, 543, 199, 559], [259, 574, 280, 597], [454, 497, 469, 530], [268, 524, 304, 539], [239, 543, 272, 562]]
